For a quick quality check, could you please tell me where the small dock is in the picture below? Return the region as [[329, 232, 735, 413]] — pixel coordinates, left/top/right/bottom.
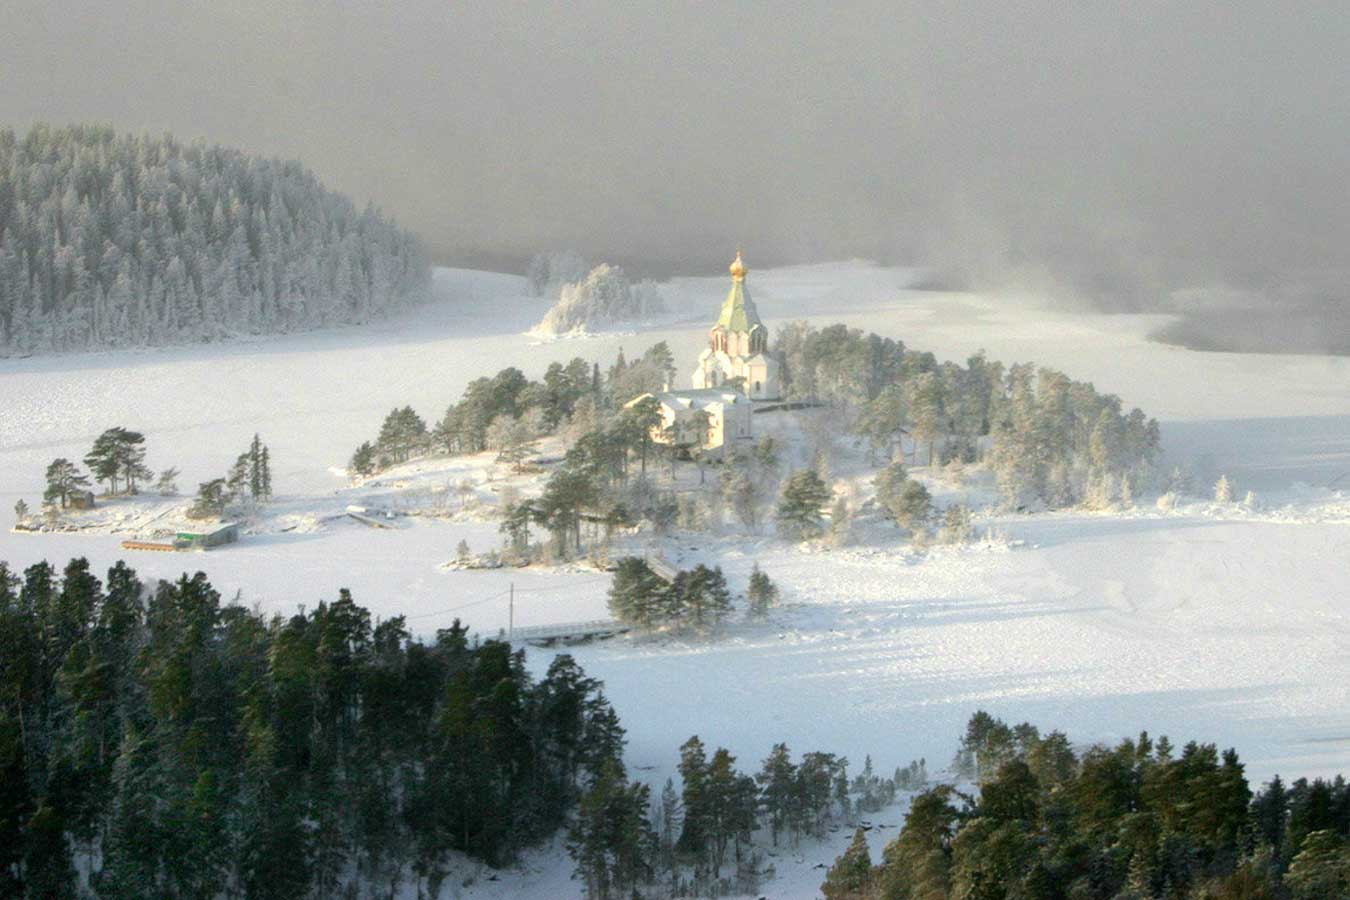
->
[[120, 539, 178, 552]]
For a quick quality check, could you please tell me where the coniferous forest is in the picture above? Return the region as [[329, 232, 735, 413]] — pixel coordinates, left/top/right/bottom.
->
[[0, 124, 430, 354], [0, 557, 624, 898], [4, 557, 1349, 898]]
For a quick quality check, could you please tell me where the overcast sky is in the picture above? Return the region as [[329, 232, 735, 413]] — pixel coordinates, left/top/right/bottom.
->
[[4, 1, 1348, 308]]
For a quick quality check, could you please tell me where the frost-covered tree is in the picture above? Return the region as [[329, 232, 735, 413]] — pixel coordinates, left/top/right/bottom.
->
[[876, 464, 931, 532], [938, 504, 973, 545], [0, 124, 429, 355], [525, 249, 589, 297], [532, 264, 665, 335], [829, 495, 853, 547], [13, 498, 29, 524], [1214, 474, 1234, 503]]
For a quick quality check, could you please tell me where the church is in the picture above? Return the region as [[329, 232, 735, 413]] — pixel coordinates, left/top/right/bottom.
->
[[689, 251, 782, 400], [625, 252, 781, 457]]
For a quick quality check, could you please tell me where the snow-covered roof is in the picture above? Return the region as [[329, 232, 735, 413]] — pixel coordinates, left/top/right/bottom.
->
[[628, 388, 746, 411]]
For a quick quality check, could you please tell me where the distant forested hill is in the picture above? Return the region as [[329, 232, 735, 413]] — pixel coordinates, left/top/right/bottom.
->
[[0, 124, 430, 355]]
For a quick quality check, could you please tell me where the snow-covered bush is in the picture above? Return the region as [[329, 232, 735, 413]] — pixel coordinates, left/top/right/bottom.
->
[[1156, 491, 1178, 511], [938, 504, 974, 544], [531, 264, 665, 335]]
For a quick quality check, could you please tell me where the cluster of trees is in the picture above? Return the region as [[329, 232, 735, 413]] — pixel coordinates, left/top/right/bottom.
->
[[190, 433, 274, 517], [570, 736, 883, 899], [0, 557, 626, 897], [348, 342, 680, 481], [821, 711, 1350, 900], [776, 323, 1161, 509], [0, 124, 429, 355], [23, 427, 182, 528], [606, 557, 736, 631], [532, 263, 666, 335]]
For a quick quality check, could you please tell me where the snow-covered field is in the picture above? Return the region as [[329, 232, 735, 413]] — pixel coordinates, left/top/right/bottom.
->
[[2, 261, 1349, 897]]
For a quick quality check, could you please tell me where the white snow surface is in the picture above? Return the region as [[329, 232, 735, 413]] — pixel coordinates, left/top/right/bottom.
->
[[2, 260, 1350, 898]]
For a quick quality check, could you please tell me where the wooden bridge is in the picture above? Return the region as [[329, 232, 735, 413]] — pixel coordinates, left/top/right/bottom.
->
[[505, 619, 631, 646]]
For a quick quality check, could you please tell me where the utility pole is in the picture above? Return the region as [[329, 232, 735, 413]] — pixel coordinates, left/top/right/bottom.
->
[[508, 582, 514, 642]]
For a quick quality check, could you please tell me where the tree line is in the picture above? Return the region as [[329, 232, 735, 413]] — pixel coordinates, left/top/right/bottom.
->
[[0, 123, 429, 355], [570, 735, 898, 899], [779, 322, 1161, 509], [821, 710, 1350, 900], [0, 557, 625, 897]]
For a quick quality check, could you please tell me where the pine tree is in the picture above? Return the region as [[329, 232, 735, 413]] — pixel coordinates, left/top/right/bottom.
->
[[607, 557, 666, 629], [882, 477, 931, 533], [13, 499, 29, 524], [822, 827, 875, 900], [746, 564, 779, 620], [499, 502, 533, 561], [757, 743, 797, 846], [776, 469, 832, 540], [567, 760, 656, 900], [43, 458, 90, 508], [226, 453, 250, 503], [83, 427, 149, 495], [349, 441, 377, 477], [189, 478, 228, 519], [155, 467, 180, 497]]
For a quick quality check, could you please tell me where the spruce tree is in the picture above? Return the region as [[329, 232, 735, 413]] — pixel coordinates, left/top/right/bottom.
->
[[776, 469, 832, 539], [822, 827, 875, 900]]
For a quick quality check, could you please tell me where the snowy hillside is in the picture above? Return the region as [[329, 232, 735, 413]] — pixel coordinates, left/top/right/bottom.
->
[[1, 259, 1348, 897], [0, 124, 430, 355]]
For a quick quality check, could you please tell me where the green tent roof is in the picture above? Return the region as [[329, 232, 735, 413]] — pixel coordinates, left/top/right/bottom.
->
[[715, 278, 764, 334]]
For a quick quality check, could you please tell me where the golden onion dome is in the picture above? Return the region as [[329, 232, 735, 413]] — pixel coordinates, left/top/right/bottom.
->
[[729, 250, 747, 281]]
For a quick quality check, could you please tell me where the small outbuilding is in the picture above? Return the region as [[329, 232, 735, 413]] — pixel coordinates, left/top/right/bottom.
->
[[68, 491, 96, 510], [173, 522, 241, 551]]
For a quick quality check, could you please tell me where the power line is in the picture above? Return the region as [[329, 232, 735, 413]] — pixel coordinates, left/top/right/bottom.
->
[[404, 589, 509, 621], [404, 572, 614, 624]]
